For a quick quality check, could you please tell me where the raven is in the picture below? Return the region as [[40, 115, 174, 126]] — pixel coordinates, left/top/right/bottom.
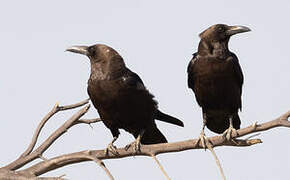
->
[[187, 24, 250, 145], [67, 44, 183, 154]]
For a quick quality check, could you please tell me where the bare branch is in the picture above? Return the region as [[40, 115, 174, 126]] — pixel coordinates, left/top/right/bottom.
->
[[20, 110, 290, 177], [2, 104, 90, 171], [39, 155, 48, 161], [151, 155, 171, 180], [20, 103, 59, 158], [19, 99, 90, 159], [74, 118, 102, 125], [58, 99, 90, 111], [0, 169, 66, 180], [35, 105, 90, 154], [206, 143, 226, 180], [85, 151, 114, 180]]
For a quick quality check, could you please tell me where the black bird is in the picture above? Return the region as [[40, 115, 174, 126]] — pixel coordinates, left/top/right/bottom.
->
[[67, 44, 183, 153], [187, 24, 250, 145]]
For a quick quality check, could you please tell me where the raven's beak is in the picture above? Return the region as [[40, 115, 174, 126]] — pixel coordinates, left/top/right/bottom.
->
[[226, 26, 251, 36], [66, 46, 89, 56]]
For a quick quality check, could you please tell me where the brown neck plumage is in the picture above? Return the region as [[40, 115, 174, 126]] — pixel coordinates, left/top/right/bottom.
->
[[89, 55, 126, 80], [197, 39, 230, 59]]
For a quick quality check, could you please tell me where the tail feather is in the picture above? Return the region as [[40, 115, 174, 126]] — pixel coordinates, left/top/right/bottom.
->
[[155, 110, 184, 127], [139, 125, 168, 144]]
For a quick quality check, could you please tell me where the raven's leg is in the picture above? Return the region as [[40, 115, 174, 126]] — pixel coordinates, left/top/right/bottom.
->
[[125, 129, 145, 153], [222, 115, 238, 141], [196, 113, 209, 150], [105, 129, 120, 155]]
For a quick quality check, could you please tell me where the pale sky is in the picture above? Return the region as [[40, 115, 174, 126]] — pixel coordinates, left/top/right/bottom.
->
[[1, 0, 290, 179]]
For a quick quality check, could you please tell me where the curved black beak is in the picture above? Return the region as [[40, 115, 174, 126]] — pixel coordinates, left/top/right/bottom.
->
[[226, 26, 251, 36], [66, 46, 89, 56]]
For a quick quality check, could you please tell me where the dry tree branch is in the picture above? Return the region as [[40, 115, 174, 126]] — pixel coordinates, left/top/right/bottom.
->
[[0, 169, 66, 180], [0, 99, 105, 179], [73, 118, 102, 127], [85, 152, 114, 180], [20, 99, 90, 158], [3, 105, 90, 171], [20, 103, 59, 158], [151, 155, 171, 180], [1, 99, 92, 171], [1, 98, 289, 179], [195, 136, 226, 180], [206, 143, 226, 180], [17, 110, 290, 177]]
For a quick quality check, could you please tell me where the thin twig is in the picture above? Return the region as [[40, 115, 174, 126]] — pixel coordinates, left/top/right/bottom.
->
[[20, 103, 59, 158], [86, 151, 114, 180], [244, 133, 261, 141], [151, 155, 171, 180], [72, 118, 102, 129], [74, 118, 102, 125], [2, 104, 91, 171], [20, 99, 90, 158], [206, 141, 226, 180], [58, 98, 90, 111], [35, 105, 91, 153]]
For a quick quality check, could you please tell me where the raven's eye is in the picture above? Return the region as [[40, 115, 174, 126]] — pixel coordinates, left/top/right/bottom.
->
[[218, 26, 225, 32], [88, 47, 96, 57]]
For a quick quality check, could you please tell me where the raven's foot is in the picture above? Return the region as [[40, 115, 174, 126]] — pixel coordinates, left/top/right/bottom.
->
[[222, 125, 238, 141], [125, 139, 142, 154], [104, 137, 118, 156], [125, 130, 144, 153], [195, 130, 210, 150]]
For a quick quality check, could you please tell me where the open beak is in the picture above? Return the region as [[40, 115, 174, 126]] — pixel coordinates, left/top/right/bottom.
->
[[226, 25, 251, 36], [66, 46, 89, 56]]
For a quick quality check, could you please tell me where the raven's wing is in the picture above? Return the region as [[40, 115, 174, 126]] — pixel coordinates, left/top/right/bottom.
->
[[123, 69, 184, 127], [187, 53, 198, 90], [230, 53, 244, 89], [122, 69, 146, 90], [230, 53, 244, 110]]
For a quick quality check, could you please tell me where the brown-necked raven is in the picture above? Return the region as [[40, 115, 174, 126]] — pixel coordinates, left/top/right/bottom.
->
[[187, 24, 250, 145], [67, 44, 183, 154]]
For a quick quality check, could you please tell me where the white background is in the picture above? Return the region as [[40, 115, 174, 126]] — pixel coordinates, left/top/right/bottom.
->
[[0, 0, 289, 179]]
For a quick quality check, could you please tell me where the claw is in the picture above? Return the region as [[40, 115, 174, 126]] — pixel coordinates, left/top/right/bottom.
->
[[104, 137, 119, 156], [196, 114, 209, 150], [252, 121, 258, 129], [222, 125, 237, 141], [222, 116, 239, 141], [104, 143, 118, 155], [125, 140, 141, 153], [125, 130, 144, 153], [195, 131, 210, 150]]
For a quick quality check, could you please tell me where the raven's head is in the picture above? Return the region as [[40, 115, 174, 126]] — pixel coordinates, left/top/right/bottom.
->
[[66, 44, 121, 63], [66, 44, 125, 76], [199, 24, 251, 42], [198, 24, 251, 57]]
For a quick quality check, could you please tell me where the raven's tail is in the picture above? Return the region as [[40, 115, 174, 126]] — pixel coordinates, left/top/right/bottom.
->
[[155, 110, 184, 127], [139, 125, 168, 144]]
